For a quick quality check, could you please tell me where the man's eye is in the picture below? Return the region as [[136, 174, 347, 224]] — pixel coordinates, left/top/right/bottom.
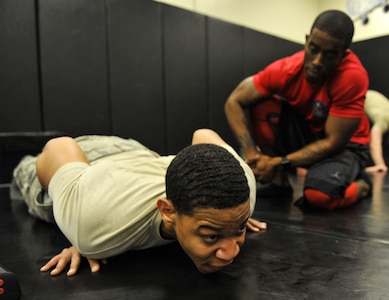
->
[[309, 45, 319, 54], [324, 52, 337, 60], [203, 235, 219, 243]]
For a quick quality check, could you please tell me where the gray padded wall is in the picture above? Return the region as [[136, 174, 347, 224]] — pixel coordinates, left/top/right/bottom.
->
[[208, 18, 244, 148], [108, 0, 165, 153], [3, 0, 387, 153], [39, 0, 110, 136], [163, 6, 208, 153], [243, 29, 302, 76], [0, 0, 41, 132], [352, 36, 389, 97]]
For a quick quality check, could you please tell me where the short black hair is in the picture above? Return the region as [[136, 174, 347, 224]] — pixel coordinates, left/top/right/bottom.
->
[[166, 144, 249, 215], [311, 10, 354, 49]]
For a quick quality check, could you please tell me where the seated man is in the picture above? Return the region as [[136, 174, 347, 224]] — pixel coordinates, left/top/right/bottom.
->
[[11, 129, 266, 276], [225, 10, 371, 210]]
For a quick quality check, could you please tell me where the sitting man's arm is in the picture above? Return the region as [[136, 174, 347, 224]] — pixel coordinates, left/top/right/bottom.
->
[[250, 114, 361, 183]]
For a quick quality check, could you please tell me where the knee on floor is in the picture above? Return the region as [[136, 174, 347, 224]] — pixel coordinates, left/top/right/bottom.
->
[[304, 188, 337, 210]]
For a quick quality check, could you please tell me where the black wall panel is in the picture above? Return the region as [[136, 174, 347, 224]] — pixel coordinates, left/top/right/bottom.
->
[[243, 28, 302, 77], [163, 6, 208, 153], [0, 0, 41, 132], [108, 0, 165, 153], [207, 18, 244, 147], [39, 0, 109, 136], [4, 1, 387, 154], [352, 35, 389, 97]]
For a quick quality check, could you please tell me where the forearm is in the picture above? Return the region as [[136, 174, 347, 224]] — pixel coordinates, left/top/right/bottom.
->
[[286, 138, 337, 168], [225, 77, 262, 158], [369, 125, 386, 166], [284, 115, 361, 168], [226, 106, 255, 148], [370, 143, 386, 166]]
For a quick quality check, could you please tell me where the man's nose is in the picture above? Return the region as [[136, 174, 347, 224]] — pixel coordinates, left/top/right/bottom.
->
[[312, 52, 324, 67], [215, 238, 241, 261]]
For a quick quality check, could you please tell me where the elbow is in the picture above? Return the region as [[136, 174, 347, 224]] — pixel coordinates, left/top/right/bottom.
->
[[318, 138, 346, 157], [225, 97, 244, 122], [225, 98, 234, 115], [327, 139, 346, 154]]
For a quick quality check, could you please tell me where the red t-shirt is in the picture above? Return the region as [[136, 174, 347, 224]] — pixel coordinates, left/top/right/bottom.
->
[[252, 50, 370, 145]]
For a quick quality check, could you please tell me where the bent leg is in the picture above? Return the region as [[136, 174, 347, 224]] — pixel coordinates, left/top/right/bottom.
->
[[249, 96, 281, 152], [74, 135, 152, 162], [303, 148, 370, 210], [304, 178, 371, 210], [12, 155, 54, 222], [304, 182, 359, 210], [12, 135, 148, 222], [249, 97, 289, 186]]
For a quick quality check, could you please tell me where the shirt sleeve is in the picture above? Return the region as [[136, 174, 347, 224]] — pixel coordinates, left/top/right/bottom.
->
[[327, 53, 369, 119], [252, 51, 304, 97], [221, 144, 257, 216], [252, 59, 284, 97], [328, 68, 369, 119]]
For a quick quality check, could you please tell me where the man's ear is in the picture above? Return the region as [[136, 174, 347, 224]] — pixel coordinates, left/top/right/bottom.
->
[[157, 198, 176, 224]]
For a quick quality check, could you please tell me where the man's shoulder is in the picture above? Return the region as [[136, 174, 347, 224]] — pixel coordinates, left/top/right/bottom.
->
[[276, 50, 304, 67], [274, 50, 305, 77], [338, 50, 366, 72], [263, 50, 304, 80], [330, 50, 368, 86]]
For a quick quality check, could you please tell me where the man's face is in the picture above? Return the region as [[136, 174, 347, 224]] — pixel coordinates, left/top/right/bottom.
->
[[304, 28, 346, 84], [173, 200, 251, 274]]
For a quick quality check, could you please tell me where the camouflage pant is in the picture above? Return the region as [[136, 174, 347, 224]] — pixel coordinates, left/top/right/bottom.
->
[[10, 135, 151, 223]]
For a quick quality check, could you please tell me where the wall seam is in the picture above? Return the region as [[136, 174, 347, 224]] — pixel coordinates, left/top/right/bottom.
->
[[34, 0, 45, 131], [104, 0, 113, 135]]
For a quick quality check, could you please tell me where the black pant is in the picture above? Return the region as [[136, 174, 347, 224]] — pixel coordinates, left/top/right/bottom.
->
[[274, 101, 369, 198]]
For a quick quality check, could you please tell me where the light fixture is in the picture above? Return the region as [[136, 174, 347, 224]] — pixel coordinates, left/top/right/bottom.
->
[[346, 0, 389, 25], [361, 14, 369, 24]]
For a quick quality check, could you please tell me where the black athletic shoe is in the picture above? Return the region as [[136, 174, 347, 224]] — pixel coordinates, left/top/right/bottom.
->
[[0, 264, 21, 300]]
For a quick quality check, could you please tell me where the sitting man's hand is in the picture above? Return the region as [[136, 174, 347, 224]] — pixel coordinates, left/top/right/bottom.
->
[[246, 153, 279, 183], [40, 246, 106, 276]]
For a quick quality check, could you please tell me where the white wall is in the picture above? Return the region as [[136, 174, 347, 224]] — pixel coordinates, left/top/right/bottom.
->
[[154, 0, 389, 43]]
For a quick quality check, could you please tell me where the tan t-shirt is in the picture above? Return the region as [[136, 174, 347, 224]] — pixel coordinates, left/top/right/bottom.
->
[[365, 90, 389, 132], [48, 144, 256, 259]]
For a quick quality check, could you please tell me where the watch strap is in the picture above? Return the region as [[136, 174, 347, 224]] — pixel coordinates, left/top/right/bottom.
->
[[281, 155, 291, 171]]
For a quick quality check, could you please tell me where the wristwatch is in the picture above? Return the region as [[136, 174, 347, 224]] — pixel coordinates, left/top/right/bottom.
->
[[281, 155, 291, 171]]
